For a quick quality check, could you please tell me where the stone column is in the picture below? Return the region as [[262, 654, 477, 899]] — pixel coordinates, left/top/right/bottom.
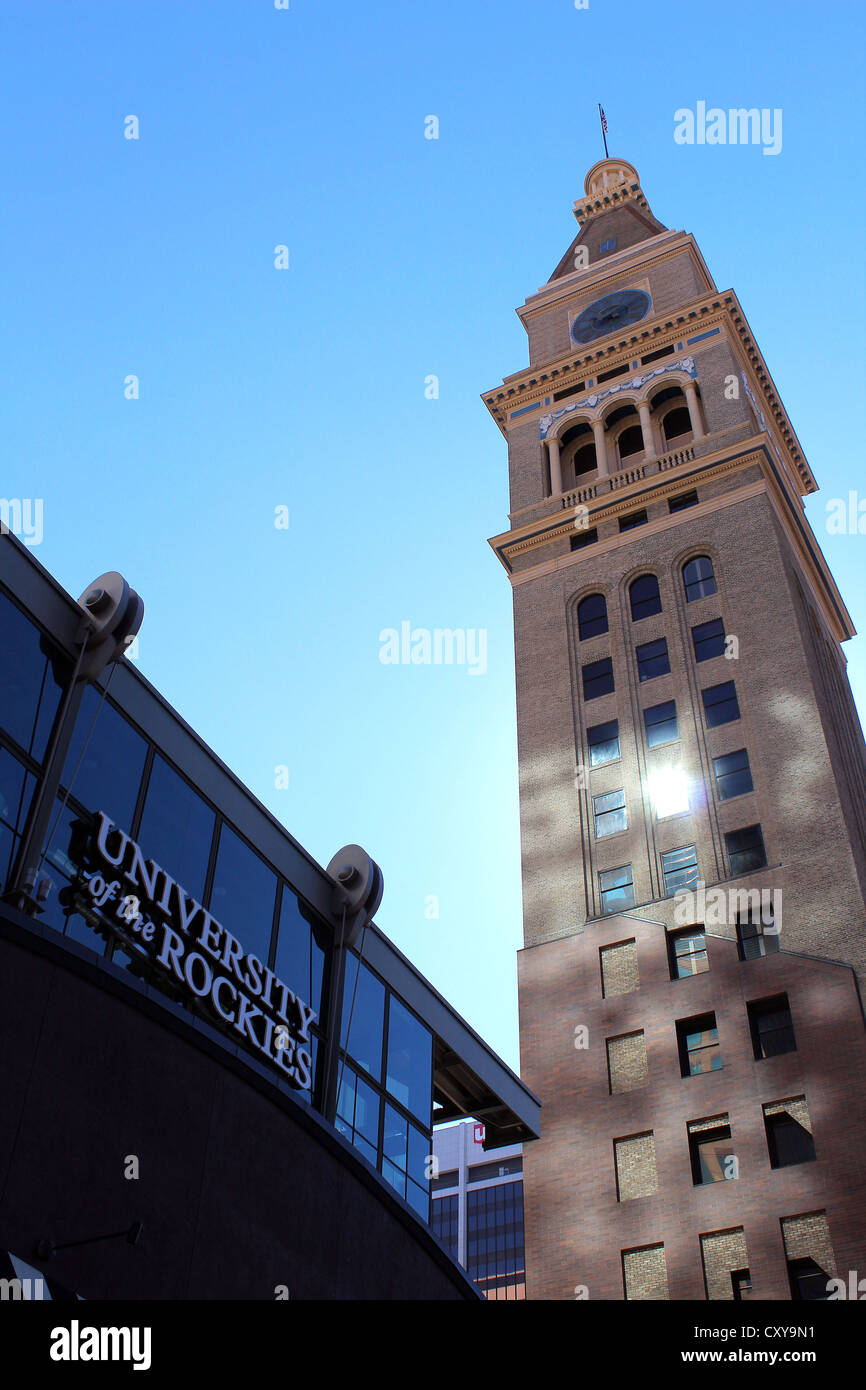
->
[[547, 436, 563, 497], [592, 418, 609, 477], [638, 402, 657, 461], [684, 381, 705, 440]]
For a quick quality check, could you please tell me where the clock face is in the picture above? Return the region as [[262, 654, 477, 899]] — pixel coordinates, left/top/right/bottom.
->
[[571, 289, 651, 345]]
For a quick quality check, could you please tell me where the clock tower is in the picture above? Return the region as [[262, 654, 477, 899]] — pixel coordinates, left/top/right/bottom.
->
[[485, 158, 866, 1301]]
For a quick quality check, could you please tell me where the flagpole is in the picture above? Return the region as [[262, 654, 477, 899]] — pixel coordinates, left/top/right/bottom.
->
[[598, 103, 609, 158]]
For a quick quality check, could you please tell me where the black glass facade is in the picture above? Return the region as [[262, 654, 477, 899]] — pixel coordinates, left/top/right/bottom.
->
[[466, 1180, 525, 1300]]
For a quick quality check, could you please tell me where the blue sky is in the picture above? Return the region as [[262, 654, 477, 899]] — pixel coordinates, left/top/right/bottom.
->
[[2, 0, 863, 1070]]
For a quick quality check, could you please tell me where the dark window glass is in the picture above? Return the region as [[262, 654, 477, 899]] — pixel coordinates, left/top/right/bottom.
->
[[386, 995, 432, 1124], [570, 527, 598, 551], [766, 1112, 816, 1169], [209, 823, 277, 967], [432, 1193, 459, 1258], [736, 907, 780, 960], [274, 886, 325, 1020], [713, 748, 753, 801], [678, 1012, 721, 1076], [726, 824, 767, 876], [636, 638, 670, 682], [582, 657, 614, 702], [577, 594, 608, 641], [618, 428, 644, 460], [466, 1180, 525, 1300], [732, 1269, 754, 1300], [469, 1156, 523, 1183], [663, 406, 692, 442], [643, 700, 678, 747], [629, 575, 662, 622], [599, 864, 635, 914], [336, 1064, 380, 1170], [669, 490, 699, 513], [0, 593, 67, 762], [61, 686, 147, 829], [661, 845, 699, 895], [593, 788, 627, 839], [600, 237, 616, 253], [382, 1103, 409, 1200], [136, 755, 215, 902], [38, 800, 111, 955], [690, 1125, 735, 1185], [749, 995, 796, 1059], [788, 1258, 830, 1301], [619, 509, 648, 531], [683, 556, 717, 602], [0, 747, 36, 889], [588, 719, 620, 766], [341, 954, 386, 1080], [702, 681, 740, 727], [670, 928, 708, 979], [692, 618, 727, 662]]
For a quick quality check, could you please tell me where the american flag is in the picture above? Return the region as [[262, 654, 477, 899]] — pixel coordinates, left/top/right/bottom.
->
[[600, 106, 608, 134]]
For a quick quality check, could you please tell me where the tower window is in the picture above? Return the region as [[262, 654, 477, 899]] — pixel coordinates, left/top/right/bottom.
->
[[571, 527, 598, 551], [712, 748, 753, 800], [669, 490, 699, 513], [582, 657, 615, 701], [764, 1100, 816, 1169], [599, 865, 635, 915], [702, 680, 740, 726], [600, 237, 616, 254], [587, 719, 620, 766], [636, 638, 670, 682], [692, 618, 727, 662], [677, 1012, 721, 1076], [689, 1122, 736, 1185], [725, 824, 767, 876], [748, 994, 796, 1059], [573, 442, 598, 477], [662, 406, 692, 443], [593, 789, 627, 839], [619, 508, 648, 531], [643, 700, 678, 747], [736, 906, 779, 960], [629, 575, 662, 622], [661, 845, 699, 895], [577, 593, 608, 641], [617, 427, 644, 461], [732, 1269, 754, 1301], [683, 556, 717, 602], [669, 928, 708, 980]]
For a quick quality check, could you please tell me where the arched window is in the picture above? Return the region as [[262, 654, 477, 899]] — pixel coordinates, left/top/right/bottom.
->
[[629, 574, 662, 622], [663, 406, 691, 443], [573, 443, 598, 478], [578, 593, 608, 641], [617, 425, 644, 460], [683, 555, 717, 603]]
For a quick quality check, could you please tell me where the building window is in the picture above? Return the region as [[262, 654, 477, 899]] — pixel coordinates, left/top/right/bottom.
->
[[689, 1121, 736, 1185], [600, 940, 639, 997], [618, 427, 644, 461], [619, 509, 648, 531], [582, 657, 615, 701], [683, 555, 717, 602], [669, 490, 699, 513], [382, 1103, 432, 1219], [661, 844, 699, 895], [749, 994, 796, 1059], [599, 865, 635, 915], [678, 1012, 721, 1076], [669, 928, 708, 979], [732, 1269, 754, 1301], [210, 823, 279, 970], [712, 748, 754, 800], [643, 700, 678, 747], [577, 593, 609, 640], [614, 1133, 659, 1201], [341, 955, 386, 1080], [662, 406, 692, 443], [466, 1181, 525, 1300], [702, 680, 740, 727], [587, 719, 620, 766], [61, 685, 149, 831], [692, 618, 727, 662], [788, 1258, 831, 1302], [571, 527, 598, 551], [764, 1100, 816, 1169], [636, 638, 670, 682], [607, 1031, 648, 1093], [593, 789, 627, 838], [0, 592, 67, 765], [726, 824, 767, 876], [629, 574, 662, 622], [622, 1243, 669, 1301], [736, 906, 779, 960], [386, 995, 433, 1125], [137, 754, 216, 904], [782, 1213, 835, 1301], [336, 1063, 381, 1169], [600, 237, 616, 253], [431, 1193, 459, 1260]]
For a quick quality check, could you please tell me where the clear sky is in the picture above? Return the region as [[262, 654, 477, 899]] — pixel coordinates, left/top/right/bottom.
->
[[2, 1, 863, 1071]]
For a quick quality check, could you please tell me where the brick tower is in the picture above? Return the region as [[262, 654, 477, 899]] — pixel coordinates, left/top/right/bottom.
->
[[485, 157, 866, 1301]]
